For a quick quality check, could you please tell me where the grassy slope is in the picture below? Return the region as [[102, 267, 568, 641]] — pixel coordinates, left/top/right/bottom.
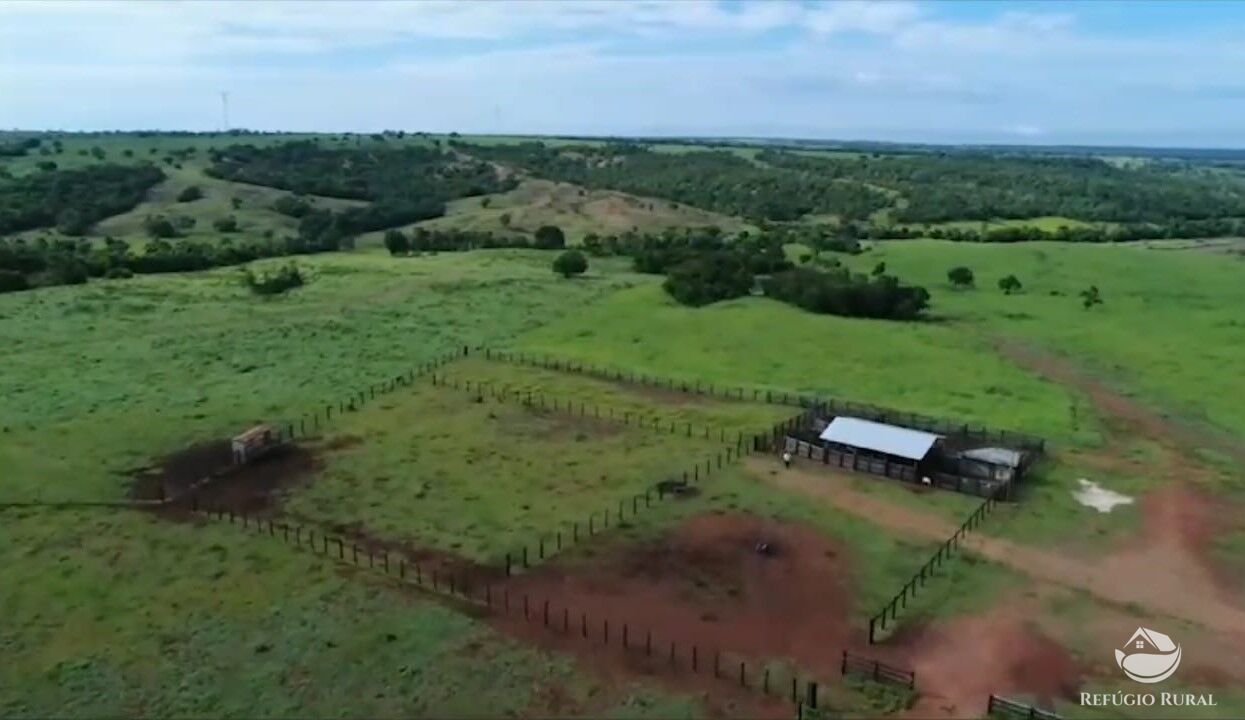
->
[[514, 283, 1094, 444], [288, 379, 752, 563], [357, 177, 753, 247], [0, 249, 714, 718], [846, 240, 1245, 441], [0, 250, 640, 499]]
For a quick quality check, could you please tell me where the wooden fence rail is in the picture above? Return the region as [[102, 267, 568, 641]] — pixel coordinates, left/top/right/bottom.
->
[[194, 504, 827, 714], [987, 694, 1062, 720], [480, 347, 1046, 452], [841, 651, 916, 690], [868, 485, 1004, 644]]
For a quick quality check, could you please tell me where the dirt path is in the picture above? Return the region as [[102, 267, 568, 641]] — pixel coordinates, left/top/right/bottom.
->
[[749, 459, 1245, 637], [994, 339, 1245, 468]]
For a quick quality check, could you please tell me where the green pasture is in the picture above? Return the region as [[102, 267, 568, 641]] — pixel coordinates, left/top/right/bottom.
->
[[515, 283, 1098, 445], [284, 378, 734, 564], [846, 240, 1245, 449], [0, 508, 700, 718], [0, 249, 641, 501], [358, 178, 750, 247], [435, 356, 794, 438]]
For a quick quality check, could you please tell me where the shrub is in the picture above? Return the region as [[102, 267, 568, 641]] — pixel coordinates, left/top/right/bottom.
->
[[998, 274, 1022, 294], [663, 252, 753, 306], [176, 185, 204, 202], [243, 263, 304, 296], [947, 265, 975, 287], [272, 195, 312, 218], [552, 249, 588, 278], [104, 266, 134, 279], [143, 215, 178, 238], [213, 216, 239, 233], [762, 267, 930, 320], [383, 229, 410, 256], [533, 224, 566, 249]]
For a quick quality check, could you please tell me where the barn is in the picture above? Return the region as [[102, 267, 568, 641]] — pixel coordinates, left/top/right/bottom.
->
[[817, 416, 942, 480], [784, 412, 1040, 499]]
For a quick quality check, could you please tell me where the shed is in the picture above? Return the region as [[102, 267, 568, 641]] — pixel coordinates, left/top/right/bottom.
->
[[231, 424, 276, 465], [955, 446, 1027, 482], [818, 416, 942, 462]]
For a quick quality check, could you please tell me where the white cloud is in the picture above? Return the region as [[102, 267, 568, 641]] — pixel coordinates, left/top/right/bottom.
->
[[1, 1, 1244, 145]]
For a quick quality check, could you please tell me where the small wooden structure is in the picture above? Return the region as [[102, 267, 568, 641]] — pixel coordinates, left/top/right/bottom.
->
[[231, 424, 277, 465]]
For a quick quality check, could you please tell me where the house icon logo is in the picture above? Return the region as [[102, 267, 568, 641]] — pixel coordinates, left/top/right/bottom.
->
[[1115, 627, 1181, 683]]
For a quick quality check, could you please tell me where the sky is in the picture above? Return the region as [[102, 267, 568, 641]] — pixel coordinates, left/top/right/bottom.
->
[[3, 0, 1245, 147]]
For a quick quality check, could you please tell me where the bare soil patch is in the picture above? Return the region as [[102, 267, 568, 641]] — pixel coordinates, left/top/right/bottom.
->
[[130, 439, 319, 516], [489, 511, 855, 717], [883, 607, 1083, 718]]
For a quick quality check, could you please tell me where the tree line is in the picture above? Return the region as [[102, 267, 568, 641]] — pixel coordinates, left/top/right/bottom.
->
[[449, 140, 1245, 232], [205, 141, 517, 225], [452, 141, 894, 222], [0, 229, 343, 293], [0, 163, 166, 235], [576, 225, 930, 321]]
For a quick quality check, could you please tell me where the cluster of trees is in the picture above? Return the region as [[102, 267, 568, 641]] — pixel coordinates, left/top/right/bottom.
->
[[0, 164, 165, 235], [757, 150, 1245, 224], [0, 228, 345, 293], [868, 218, 1245, 243], [449, 140, 1245, 234], [455, 141, 893, 222], [380, 226, 562, 255], [206, 142, 516, 225], [761, 267, 931, 320], [575, 224, 931, 320], [0, 138, 41, 157]]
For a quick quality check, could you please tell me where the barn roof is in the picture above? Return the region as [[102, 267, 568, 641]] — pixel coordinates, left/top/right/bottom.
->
[[959, 446, 1025, 468], [818, 416, 941, 461]]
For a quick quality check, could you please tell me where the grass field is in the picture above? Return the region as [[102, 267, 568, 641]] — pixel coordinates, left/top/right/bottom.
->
[[360, 178, 751, 247], [847, 240, 1245, 446], [0, 249, 642, 500], [515, 283, 1098, 445], [284, 369, 787, 564], [7, 131, 1245, 717]]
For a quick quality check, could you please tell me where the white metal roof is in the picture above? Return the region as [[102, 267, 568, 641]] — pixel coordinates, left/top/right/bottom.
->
[[959, 446, 1025, 468], [818, 416, 941, 461]]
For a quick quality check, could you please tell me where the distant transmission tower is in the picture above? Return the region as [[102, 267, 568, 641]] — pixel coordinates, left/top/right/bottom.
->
[[220, 91, 230, 131]]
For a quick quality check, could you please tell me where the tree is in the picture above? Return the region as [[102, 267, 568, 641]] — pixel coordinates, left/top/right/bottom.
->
[[552, 249, 588, 278], [533, 224, 566, 249], [383, 229, 410, 256], [1080, 285, 1103, 309], [177, 185, 204, 202], [143, 215, 178, 239], [872, 261, 887, 276], [998, 274, 1023, 294], [947, 265, 975, 288], [230, 197, 243, 210], [213, 216, 239, 233]]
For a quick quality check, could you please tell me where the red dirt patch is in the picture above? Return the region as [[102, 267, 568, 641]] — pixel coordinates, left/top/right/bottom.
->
[[883, 609, 1083, 718], [486, 512, 855, 717], [131, 439, 319, 516]]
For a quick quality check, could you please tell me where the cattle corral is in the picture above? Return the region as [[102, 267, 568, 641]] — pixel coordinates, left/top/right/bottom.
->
[[103, 350, 1081, 718]]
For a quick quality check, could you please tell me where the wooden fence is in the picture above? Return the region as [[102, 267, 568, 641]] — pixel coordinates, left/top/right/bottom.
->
[[988, 694, 1062, 720], [428, 378, 810, 575], [193, 504, 826, 713], [868, 486, 1003, 643], [480, 348, 1046, 453], [840, 651, 916, 690], [783, 437, 918, 483], [430, 372, 750, 450]]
